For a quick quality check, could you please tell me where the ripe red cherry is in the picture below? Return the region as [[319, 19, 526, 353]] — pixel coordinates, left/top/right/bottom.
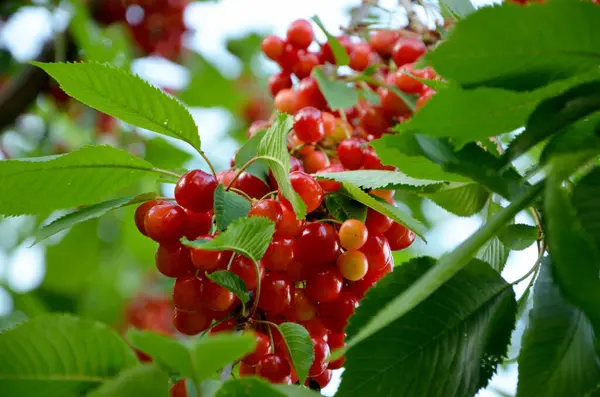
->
[[321, 112, 336, 136], [262, 236, 295, 272], [337, 250, 369, 281], [239, 361, 256, 377], [175, 170, 218, 213], [378, 86, 411, 117], [318, 291, 359, 332], [349, 42, 371, 71], [286, 19, 314, 49], [173, 308, 212, 335], [274, 88, 299, 114], [337, 138, 365, 170], [363, 146, 394, 171], [279, 171, 324, 214], [365, 208, 393, 233], [302, 150, 328, 174], [295, 222, 341, 266], [359, 231, 392, 272], [316, 164, 343, 193], [327, 332, 345, 370], [256, 353, 292, 384], [292, 51, 320, 79], [294, 107, 324, 144], [155, 242, 195, 278], [339, 219, 369, 250], [217, 169, 236, 186], [391, 37, 427, 67], [359, 106, 391, 138], [308, 336, 330, 377], [296, 77, 327, 110], [309, 368, 333, 389], [258, 272, 293, 315], [268, 72, 292, 97], [305, 267, 343, 303], [243, 332, 272, 366], [170, 379, 187, 397], [394, 64, 424, 94], [190, 236, 222, 271], [278, 43, 300, 72], [183, 209, 212, 240], [173, 275, 204, 312], [201, 279, 236, 312], [135, 200, 166, 236], [144, 203, 186, 243], [291, 288, 317, 321], [368, 30, 400, 57], [275, 203, 305, 238], [230, 255, 263, 291], [385, 222, 416, 250], [235, 172, 271, 199], [261, 35, 285, 61], [320, 35, 352, 64], [249, 199, 282, 223]]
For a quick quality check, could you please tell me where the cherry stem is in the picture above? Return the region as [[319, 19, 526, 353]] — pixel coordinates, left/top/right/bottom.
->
[[229, 187, 253, 202], [511, 240, 547, 286], [226, 156, 268, 191], [248, 259, 262, 319], [198, 149, 218, 179], [226, 253, 236, 271], [259, 191, 278, 201], [152, 168, 183, 179], [316, 218, 343, 225]]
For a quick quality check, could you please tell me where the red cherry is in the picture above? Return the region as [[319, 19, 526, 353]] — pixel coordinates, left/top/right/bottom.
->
[[201, 279, 236, 312], [294, 107, 324, 144], [190, 235, 222, 270], [321, 112, 336, 136], [337, 138, 365, 170], [286, 19, 314, 49], [296, 77, 327, 110], [300, 317, 330, 341], [275, 203, 305, 238], [144, 203, 187, 243], [320, 35, 351, 64], [391, 37, 427, 67], [278, 43, 300, 72], [349, 42, 371, 71], [290, 288, 317, 321], [217, 169, 236, 186], [135, 200, 166, 236], [305, 267, 343, 303], [365, 208, 393, 233], [173, 275, 204, 312], [316, 164, 343, 193], [318, 291, 359, 332], [327, 332, 345, 369], [239, 361, 257, 376], [173, 308, 212, 335], [261, 35, 286, 61], [243, 331, 272, 366], [274, 88, 299, 114], [309, 369, 333, 388], [359, 107, 391, 138], [209, 318, 236, 335], [368, 30, 400, 57], [359, 231, 392, 272], [279, 171, 324, 214], [258, 272, 294, 315], [248, 120, 270, 138], [170, 379, 187, 397], [268, 72, 293, 97], [155, 242, 195, 278], [235, 172, 271, 199], [183, 209, 212, 240], [378, 86, 411, 117], [292, 51, 320, 79], [230, 255, 263, 291], [295, 222, 340, 266], [302, 149, 328, 174], [249, 199, 282, 223], [394, 63, 424, 94], [262, 236, 295, 272], [175, 170, 218, 213], [385, 222, 416, 250], [256, 353, 292, 384], [363, 146, 395, 171], [308, 336, 330, 377]]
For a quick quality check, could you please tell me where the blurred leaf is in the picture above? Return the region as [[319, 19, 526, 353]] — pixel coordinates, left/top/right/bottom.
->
[[277, 323, 314, 384], [227, 33, 264, 64], [87, 364, 169, 397], [192, 333, 256, 383], [144, 137, 193, 170], [498, 224, 538, 251], [572, 167, 600, 251], [439, 0, 475, 19], [312, 16, 350, 65], [214, 184, 251, 231], [206, 270, 249, 304], [423, 183, 489, 217], [540, 114, 600, 166], [357, 89, 380, 106], [33, 62, 200, 150], [313, 68, 358, 111], [326, 193, 367, 222], [314, 170, 442, 192], [234, 129, 270, 184]]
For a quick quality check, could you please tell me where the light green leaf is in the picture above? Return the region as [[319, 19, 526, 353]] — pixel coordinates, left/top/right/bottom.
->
[[144, 137, 193, 170], [539, 114, 600, 166], [182, 217, 275, 262], [312, 68, 358, 111], [214, 184, 251, 231], [257, 113, 306, 218], [0, 145, 157, 216], [206, 270, 249, 304], [573, 167, 600, 251], [357, 88, 381, 106], [33, 62, 200, 150], [476, 236, 509, 273], [341, 181, 426, 240], [424, 183, 489, 217], [498, 224, 538, 251], [440, 0, 475, 19], [277, 323, 314, 385], [325, 193, 367, 222], [0, 314, 137, 397], [425, 0, 600, 90], [215, 378, 322, 397], [192, 333, 256, 383], [34, 192, 157, 245], [87, 364, 169, 397], [311, 16, 350, 66], [234, 129, 269, 184], [517, 258, 600, 397], [338, 258, 515, 397], [314, 170, 442, 191]]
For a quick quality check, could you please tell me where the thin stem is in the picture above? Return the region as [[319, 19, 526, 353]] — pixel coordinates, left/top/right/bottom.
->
[[226, 156, 267, 191], [339, 108, 348, 123], [156, 197, 176, 201], [316, 218, 343, 225], [248, 259, 262, 318], [198, 149, 217, 179], [152, 168, 183, 179], [259, 191, 278, 201], [229, 187, 253, 202], [227, 253, 236, 271], [511, 240, 547, 286]]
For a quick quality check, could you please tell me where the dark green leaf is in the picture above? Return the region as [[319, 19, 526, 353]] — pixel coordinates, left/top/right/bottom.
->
[[214, 184, 251, 231], [87, 364, 169, 397], [206, 270, 249, 304], [476, 236, 509, 273], [182, 217, 275, 262], [144, 138, 193, 170], [312, 68, 358, 111], [192, 333, 256, 383], [517, 258, 600, 397], [277, 323, 314, 384], [215, 377, 321, 397], [0, 314, 137, 397], [424, 1, 600, 90], [326, 193, 367, 222], [0, 145, 157, 216], [338, 258, 516, 397], [314, 170, 442, 191], [540, 114, 600, 166], [573, 167, 600, 251], [311, 16, 350, 66], [234, 129, 269, 184], [33, 62, 200, 150], [498, 224, 538, 251], [424, 183, 489, 216]]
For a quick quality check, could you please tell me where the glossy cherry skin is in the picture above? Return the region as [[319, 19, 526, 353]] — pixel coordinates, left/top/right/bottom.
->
[[190, 235, 222, 271], [294, 222, 341, 266], [183, 209, 212, 240], [349, 42, 371, 71], [170, 379, 188, 397], [135, 200, 167, 236], [305, 267, 343, 303], [144, 203, 187, 243], [359, 231, 392, 272], [239, 361, 257, 376], [275, 203, 305, 238], [318, 291, 360, 332], [258, 272, 294, 315], [290, 288, 317, 322], [230, 255, 263, 291], [274, 88, 299, 114], [173, 308, 212, 335], [316, 164, 343, 193], [235, 172, 271, 199], [243, 331, 272, 366], [294, 107, 324, 144], [279, 171, 324, 214], [286, 19, 314, 49], [337, 250, 369, 281], [173, 275, 204, 312], [385, 222, 416, 250], [268, 72, 293, 97], [302, 149, 329, 174], [365, 208, 393, 233], [200, 279, 236, 312], [308, 336, 330, 377], [175, 170, 218, 213], [155, 242, 195, 278], [262, 236, 295, 272], [261, 35, 286, 61], [249, 199, 282, 224], [256, 353, 292, 384], [337, 138, 365, 170], [368, 30, 400, 57], [308, 368, 333, 389], [391, 37, 427, 67], [296, 77, 327, 110], [339, 219, 369, 250]]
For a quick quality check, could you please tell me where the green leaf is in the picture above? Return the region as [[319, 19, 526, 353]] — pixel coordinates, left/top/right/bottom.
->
[[226, 33, 264, 65], [325, 193, 367, 222], [498, 224, 538, 251], [192, 333, 256, 383], [234, 129, 270, 184], [34, 192, 157, 245], [338, 181, 543, 356], [0, 145, 157, 216], [312, 68, 358, 111], [33, 62, 200, 150], [0, 314, 137, 396], [573, 167, 600, 251], [517, 258, 600, 397], [257, 113, 306, 218], [87, 364, 169, 397], [341, 181, 426, 240], [144, 138, 193, 170], [540, 114, 600, 166], [206, 270, 249, 304], [311, 16, 350, 66], [424, 183, 489, 217], [338, 258, 516, 397], [439, 0, 475, 19], [215, 378, 321, 397], [357, 88, 381, 106], [182, 217, 275, 262], [314, 170, 442, 191], [214, 184, 251, 232], [424, 0, 600, 91], [277, 323, 314, 384], [475, 236, 509, 273]]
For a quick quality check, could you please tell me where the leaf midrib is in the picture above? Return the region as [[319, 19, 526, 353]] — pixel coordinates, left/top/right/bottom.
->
[[1, 164, 157, 177], [0, 373, 112, 382]]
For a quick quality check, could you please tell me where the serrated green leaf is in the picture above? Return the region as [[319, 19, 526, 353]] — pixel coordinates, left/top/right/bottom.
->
[[33, 62, 200, 149], [326, 193, 367, 222], [144, 138, 193, 170], [312, 68, 358, 111], [87, 364, 169, 397], [540, 114, 600, 166], [405, 71, 450, 92], [34, 192, 157, 245], [206, 270, 249, 304], [215, 377, 321, 397], [314, 170, 442, 191], [234, 129, 269, 184], [498, 224, 538, 251], [341, 181, 427, 240], [475, 236, 509, 273], [573, 167, 600, 251], [192, 333, 256, 383], [257, 113, 306, 218], [425, 0, 600, 91], [277, 323, 314, 384], [517, 258, 600, 397], [182, 217, 275, 262], [0, 314, 137, 396], [311, 16, 350, 66], [424, 183, 489, 217], [214, 184, 251, 232], [338, 258, 515, 397], [0, 145, 157, 216], [357, 88, 381, 106]]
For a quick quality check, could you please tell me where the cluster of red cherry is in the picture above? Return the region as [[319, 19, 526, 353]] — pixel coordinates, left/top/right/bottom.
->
[[134, 18, 428, 395], [94, 0, 187, 59]]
